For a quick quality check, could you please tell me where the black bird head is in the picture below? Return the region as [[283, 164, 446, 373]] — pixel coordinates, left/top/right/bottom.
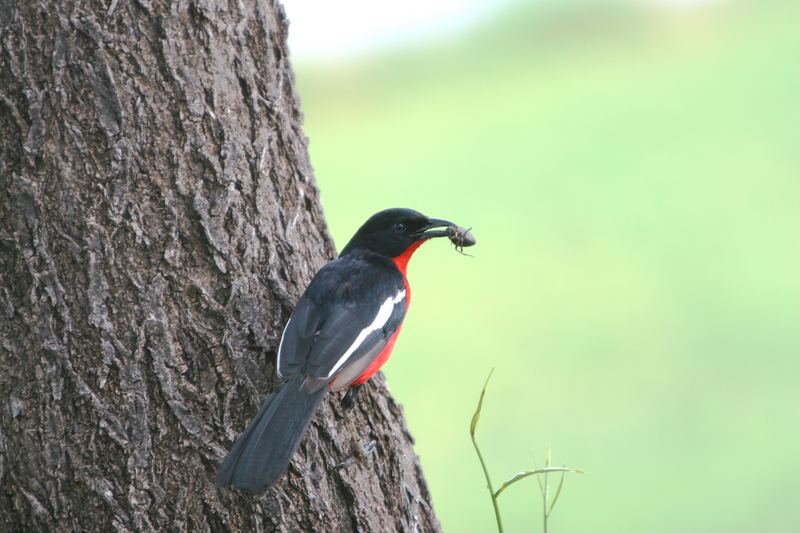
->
[[340, 208, 457, 258]]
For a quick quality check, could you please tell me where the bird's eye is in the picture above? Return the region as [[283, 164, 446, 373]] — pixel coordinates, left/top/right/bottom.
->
[[392, 222, 406, 233]]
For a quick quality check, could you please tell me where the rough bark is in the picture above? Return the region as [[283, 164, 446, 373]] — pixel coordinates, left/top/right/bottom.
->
[[0, 1, 440, 531]]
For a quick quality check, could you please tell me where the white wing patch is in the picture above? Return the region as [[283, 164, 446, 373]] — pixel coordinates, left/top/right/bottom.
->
[[325, 289, 406, 378], [275, 319, 292, 379]]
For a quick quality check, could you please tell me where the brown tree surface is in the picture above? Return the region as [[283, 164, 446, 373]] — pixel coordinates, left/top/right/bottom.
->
[[0, 1, 440, 531]]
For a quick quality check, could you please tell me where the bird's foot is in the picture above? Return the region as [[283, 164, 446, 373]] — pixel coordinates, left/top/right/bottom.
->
[[333, 437, 378, 471]]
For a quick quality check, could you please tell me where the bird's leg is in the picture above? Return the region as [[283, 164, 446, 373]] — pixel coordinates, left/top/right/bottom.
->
[[341, 385, 362, 410], [333, 436, 378, 471]]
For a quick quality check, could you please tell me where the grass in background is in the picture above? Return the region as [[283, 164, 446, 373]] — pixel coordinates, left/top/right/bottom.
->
[[293, 1, 800, 531], [470, 370, 582, 533]]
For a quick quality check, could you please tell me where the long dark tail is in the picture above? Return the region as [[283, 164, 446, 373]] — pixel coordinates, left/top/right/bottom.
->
[[216, 375, 326, 493]]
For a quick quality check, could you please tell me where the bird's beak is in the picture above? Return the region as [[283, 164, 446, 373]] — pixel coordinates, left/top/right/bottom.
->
[[414, 218, 457, 239]]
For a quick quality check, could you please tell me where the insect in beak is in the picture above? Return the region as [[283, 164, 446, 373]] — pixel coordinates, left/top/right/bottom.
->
[[446, 226, 476, 255]]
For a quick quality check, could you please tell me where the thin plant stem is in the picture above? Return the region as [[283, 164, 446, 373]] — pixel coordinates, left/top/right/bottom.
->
[[470, 371, 582, 532], [542, 474, 550, 533], [470, 370, 503, 532], [543, 453, 549, 533], [472, 435, 503, 533]]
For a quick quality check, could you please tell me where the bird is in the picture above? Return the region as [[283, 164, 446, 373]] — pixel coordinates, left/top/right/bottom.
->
[[215, 208, 473, 494]]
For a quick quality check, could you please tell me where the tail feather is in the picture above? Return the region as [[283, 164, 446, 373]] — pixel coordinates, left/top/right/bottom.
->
[[216, 375, 326, 493]]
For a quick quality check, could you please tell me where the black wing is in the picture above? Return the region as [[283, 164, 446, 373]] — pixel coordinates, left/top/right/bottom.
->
[[276, 254, 407, 390]]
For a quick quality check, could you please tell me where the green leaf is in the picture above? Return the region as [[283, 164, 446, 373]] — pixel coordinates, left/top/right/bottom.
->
[[493, 467, 573, 498], [532, 451, 544, 494], [548, 469, 567, 516], [470, 369, 494, 439]]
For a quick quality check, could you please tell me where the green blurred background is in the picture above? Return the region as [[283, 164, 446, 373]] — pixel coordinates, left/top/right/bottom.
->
[[286, 0, 800, 531]]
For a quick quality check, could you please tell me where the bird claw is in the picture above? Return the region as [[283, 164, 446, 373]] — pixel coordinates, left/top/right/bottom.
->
[[333, 438, 378, 471], [361, 440, 377, 456]]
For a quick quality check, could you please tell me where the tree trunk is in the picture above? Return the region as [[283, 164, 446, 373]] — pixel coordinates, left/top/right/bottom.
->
[[0, 1, 440, 531]]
